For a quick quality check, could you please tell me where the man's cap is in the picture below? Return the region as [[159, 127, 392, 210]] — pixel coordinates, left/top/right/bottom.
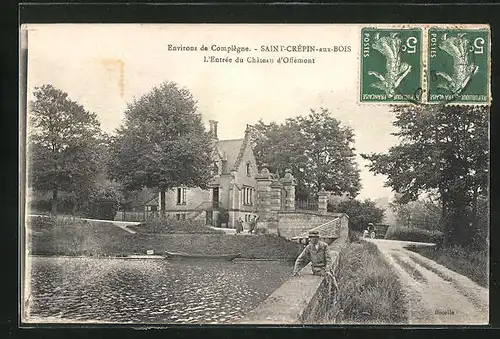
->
[[308, 230, 320, 237]]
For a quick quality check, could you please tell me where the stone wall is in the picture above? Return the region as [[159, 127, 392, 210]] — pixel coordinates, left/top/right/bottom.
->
[[300, 223, 349, 323], [129, 233, 302, 260], [276, 211, 335, 239], [253, 166, 343, 240], [29, 218, 303, 260], [237, 217, 349, 324]]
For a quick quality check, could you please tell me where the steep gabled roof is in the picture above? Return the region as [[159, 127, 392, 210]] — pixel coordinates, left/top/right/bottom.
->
[[218, 127, 253, 172], [215, 139, 244, 170], [231, 131, 252, 171]]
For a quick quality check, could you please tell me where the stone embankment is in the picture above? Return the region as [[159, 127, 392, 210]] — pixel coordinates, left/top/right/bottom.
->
[[237, 217, 349, 324], [28, 216, 302, 260]]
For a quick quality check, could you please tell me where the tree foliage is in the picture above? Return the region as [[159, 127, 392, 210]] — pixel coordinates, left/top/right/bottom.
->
[[329, 199, 385, 232], [390, 199, 442, 231], [28, 84, 102, 213], [108, 81, 213, 212], [362, 105, 489, 246], [249, 108, 361, 200]]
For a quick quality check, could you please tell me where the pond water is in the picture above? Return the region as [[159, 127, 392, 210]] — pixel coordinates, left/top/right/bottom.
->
[[26, 257, 293, 324]]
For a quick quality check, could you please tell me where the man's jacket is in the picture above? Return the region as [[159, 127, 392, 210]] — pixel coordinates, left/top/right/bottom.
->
[[293, 241, 332, 274]]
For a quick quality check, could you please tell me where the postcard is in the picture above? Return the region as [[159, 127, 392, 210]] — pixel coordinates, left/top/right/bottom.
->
[[20, 23, 490, 325]]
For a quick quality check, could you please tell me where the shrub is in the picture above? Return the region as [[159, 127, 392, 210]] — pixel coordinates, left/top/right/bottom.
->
[[385, 226, 444, 244], [29, 192, 75, 214], [29, 197, 52, 213], [81, 187, 120, 220], [134, 216, 225, 234], [330, 199, 385, 232], [348, 229, 362, 243]]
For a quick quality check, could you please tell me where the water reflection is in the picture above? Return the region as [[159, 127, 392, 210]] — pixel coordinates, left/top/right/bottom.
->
[[27, 257, 292, 324]]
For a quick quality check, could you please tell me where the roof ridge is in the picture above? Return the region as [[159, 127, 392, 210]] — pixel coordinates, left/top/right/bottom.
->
[[230, 131, 250, 171]]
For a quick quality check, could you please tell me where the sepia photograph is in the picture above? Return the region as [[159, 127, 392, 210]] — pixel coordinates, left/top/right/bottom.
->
[[20, 24, 490, 325]]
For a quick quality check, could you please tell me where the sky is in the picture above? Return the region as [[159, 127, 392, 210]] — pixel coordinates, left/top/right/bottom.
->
[[25, 24, 400, 200]]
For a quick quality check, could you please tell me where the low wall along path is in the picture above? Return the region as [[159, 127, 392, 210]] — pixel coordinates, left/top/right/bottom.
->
[[237, 216, 349, 324]]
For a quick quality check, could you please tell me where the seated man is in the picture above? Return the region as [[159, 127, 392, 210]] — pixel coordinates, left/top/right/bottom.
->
[[292, 230, 333, 276]]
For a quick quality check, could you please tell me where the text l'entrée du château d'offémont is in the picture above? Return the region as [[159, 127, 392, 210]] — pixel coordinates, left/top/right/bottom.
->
[[167, 44, 352, 64]]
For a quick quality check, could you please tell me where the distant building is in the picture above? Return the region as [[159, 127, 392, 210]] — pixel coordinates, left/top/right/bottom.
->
[[159, 120, 259, 228]]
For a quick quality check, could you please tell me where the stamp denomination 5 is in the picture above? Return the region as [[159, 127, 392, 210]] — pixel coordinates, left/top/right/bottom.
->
[[360, 28, 423, 103], [427, 28, 490, 105]]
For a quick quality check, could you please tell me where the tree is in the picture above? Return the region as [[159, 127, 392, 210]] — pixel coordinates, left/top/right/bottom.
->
[[69, 131, 115, 215], [108, 81, 213, 214], [28, 84, 102, 214], [249, 108, 361, 200], [390, 198, 442, 231], [329, 199, 385, 232], [362, 105, 489, 246]]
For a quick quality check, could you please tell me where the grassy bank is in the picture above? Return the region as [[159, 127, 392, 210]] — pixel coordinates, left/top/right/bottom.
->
[[406, 244, 488, 288], [129, 217, 225, 235], [27, 216, 131, 257], [329, 239, 407, 324], [27, 216, 301, 260], [385, 226, 444, 244]]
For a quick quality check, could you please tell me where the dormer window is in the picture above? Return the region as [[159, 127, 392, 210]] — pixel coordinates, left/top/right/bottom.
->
[[246, 162, 251, 176], [213, 161, 219, 175]]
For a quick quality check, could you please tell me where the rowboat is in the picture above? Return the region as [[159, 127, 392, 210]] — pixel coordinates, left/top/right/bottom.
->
[[126, 255, 166, 259], [164, 251, 241, 261]]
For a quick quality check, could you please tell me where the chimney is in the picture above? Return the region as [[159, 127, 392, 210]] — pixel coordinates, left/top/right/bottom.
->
[[209, 120, 218, 139]]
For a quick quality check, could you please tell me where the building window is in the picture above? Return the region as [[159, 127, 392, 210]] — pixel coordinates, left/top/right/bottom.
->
[[176, 213, 186, 221], [176, 187, 187, 205], [246, 162, 251, 176], [213, 161, 219, 175], [243, 187, 253, 205]]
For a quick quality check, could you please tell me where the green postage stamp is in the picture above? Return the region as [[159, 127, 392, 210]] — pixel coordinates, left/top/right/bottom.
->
[[360, 25, 490, 105], [360, 28, 423, 103], [428, 28, 490, 104]]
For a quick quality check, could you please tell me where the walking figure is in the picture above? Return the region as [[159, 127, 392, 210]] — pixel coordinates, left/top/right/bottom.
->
[[248, 215, 258, 234], [235, 217, 244, 234]]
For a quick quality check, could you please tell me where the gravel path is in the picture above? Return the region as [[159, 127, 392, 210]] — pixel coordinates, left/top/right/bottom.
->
[[368, 239, 488, 325]]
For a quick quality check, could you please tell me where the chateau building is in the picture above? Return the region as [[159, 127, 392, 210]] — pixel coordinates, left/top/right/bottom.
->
[[159, 120, 259, 228]]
